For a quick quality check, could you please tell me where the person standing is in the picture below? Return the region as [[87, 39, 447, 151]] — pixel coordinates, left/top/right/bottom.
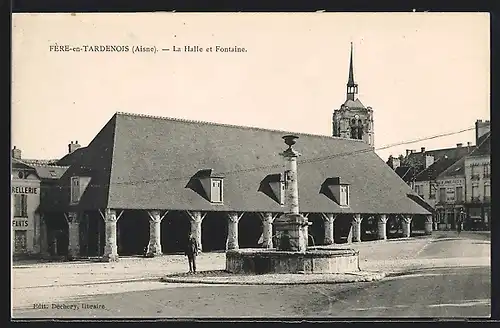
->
[[457, 209, 464, 236], [185, 234, 198, 273]]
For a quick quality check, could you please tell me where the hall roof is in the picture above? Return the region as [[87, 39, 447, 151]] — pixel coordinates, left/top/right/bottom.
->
[[41, 112, 431, 215]]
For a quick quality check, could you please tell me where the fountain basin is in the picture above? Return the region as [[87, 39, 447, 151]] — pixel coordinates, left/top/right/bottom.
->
[[225, 247, 360, 274]]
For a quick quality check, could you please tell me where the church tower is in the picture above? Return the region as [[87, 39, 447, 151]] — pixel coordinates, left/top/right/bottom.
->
[[332, 43, 374, 148]]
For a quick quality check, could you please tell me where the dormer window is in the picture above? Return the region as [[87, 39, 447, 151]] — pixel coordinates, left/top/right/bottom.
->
[[258, 173, 285, 205], [340, 185, 349, 206], [70, 176, 81, 204], [186, 169, 225, 204], [210, 178, 223, 203], [320, 177, 351, 207]]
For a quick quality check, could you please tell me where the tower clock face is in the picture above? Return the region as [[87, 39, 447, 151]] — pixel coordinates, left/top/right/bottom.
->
[[354, 114, 359, 120]]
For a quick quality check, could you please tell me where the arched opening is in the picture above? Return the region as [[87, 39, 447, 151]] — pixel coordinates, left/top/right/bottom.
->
[[161, 211, 190, 254], [201, 212, 228, 252], [386, 214, 400, 239], [85, 211, 105, 257], [238, 213, 262, 248], [44, 212, 69, 257], [411, 214, 426, 236], [307, 213, 324, 246], [117, 210, 149, 256], [334, 214, 352, 244], [361, 215, 377, 241]]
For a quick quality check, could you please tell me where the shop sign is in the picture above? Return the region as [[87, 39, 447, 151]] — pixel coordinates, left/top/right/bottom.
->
[[12, 219, 29, 228], [12, 186, 38, 194]]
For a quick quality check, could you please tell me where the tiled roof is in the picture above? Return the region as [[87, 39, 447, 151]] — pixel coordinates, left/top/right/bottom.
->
[[42, 112, 430, 215], [343, 99, 365, 109], [32, 165, 69, 180], [469, 132, 490, 157], [414, 158, 458, 182], [395, 166, 421, 183], [437, 157, 466, 179], [19, 159, 59, 165], [405, 145, 475, 167], [11, 158, 69, 180]]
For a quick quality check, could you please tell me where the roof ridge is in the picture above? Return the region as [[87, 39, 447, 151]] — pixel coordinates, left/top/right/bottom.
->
[[30, 164, 69, 169], [115, 111, 368, 144]]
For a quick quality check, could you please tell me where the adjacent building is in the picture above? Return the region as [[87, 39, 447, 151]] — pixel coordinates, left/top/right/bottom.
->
[[387, 119, 491, 231], [11, 147, 68, 257], [464, 126, 491, 230]]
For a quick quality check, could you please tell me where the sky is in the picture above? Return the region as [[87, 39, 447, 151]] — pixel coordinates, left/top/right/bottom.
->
[[12, 13, 490, 161]]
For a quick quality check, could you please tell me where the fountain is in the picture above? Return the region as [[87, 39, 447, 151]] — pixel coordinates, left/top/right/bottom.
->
[[225, 135, 360, 274]]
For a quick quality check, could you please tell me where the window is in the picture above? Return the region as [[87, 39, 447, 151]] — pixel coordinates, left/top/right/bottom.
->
[[70, 176, 81, 204], [13, 194, 28, 217], [339, 185, 349, 206], [439, 188, 446, 203], [471, 184, 479, 202], [415, 185, 423, 197], [429, 183, 436, 199], [210, 178, 223, 203], [455, 186, 463, 203], [483, 164, 490, 179], [471, 165, 480, 181], [484, 184, 491, 202]]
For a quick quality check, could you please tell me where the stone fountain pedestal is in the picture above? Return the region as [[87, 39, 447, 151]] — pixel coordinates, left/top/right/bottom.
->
[[226, 213, 360, 275], [225, 135, 360, 275]]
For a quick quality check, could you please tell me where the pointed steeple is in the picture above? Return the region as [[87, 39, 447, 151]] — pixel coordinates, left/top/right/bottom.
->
[[348, 42, 355, 85], [346, 42, 358, 101]]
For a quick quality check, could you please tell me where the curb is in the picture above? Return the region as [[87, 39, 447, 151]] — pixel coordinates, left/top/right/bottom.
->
[[14, 277, 162, 289], [160, 271, 386, 285]]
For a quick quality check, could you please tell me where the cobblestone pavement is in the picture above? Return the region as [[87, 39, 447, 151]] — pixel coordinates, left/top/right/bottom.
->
[[11, 233, 490, 311]]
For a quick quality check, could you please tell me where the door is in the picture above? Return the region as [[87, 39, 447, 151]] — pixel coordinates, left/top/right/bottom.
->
[[14, 230, 28, 254]]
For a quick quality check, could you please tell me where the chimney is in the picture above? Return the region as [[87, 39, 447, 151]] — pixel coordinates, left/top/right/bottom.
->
[[421, 147, 426, 153], [457, 143, 463, 148], [406, 149, 411, 157], [392, 157, 401, 170], [68, 140, 81, 154], [11, 146, 22, 159], [475, 119, 491, 144]]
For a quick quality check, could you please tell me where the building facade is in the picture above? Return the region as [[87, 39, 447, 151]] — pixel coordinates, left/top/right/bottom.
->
[[11, 155, 41, 256], [464, 126, 491, 230], [388, 119, 490, 231], [332, 43, 375, 148]]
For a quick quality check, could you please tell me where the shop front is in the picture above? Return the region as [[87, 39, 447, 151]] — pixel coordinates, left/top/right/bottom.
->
[[11, 167, 41, 257]]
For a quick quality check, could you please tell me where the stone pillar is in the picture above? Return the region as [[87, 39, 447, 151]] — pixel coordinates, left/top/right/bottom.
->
[[102, 209, 120, 262], [285, 155, 300, 215], [352, 214, 363, 242], [226, 212, 244, 250], [424, 214, 433, 235], [147, 210, 167, 256], [402, 215, 412, 238], [377, 214, 388, 240], [66, 212, 80, 260], [40, 215, 49, 258], [259, 212, 275, 248], [187, 211, 205, 253], [321, 213, 336, 245]]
